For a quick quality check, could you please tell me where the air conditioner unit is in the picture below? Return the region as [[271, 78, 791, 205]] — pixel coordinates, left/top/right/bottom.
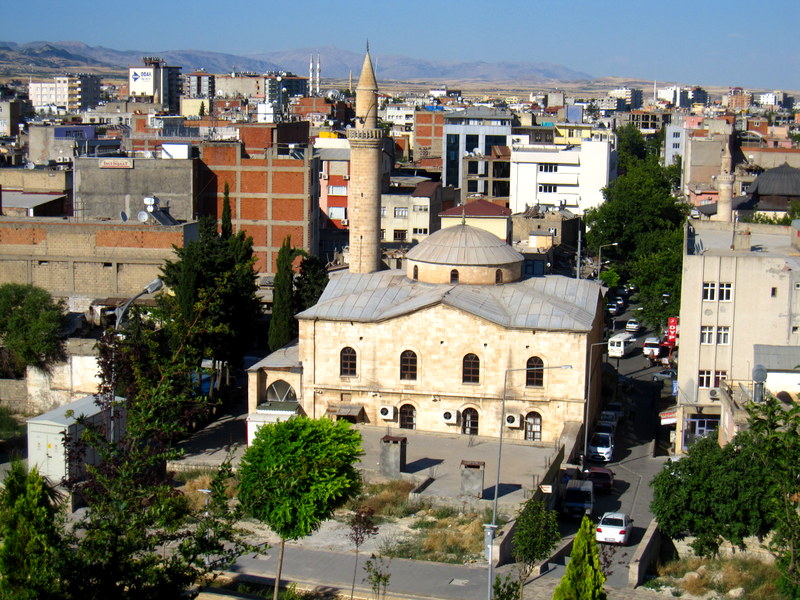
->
[[709, 388, 721, 399], [322, 174, 329, 180], [343, 174, 350, 180], [379, 405, 396, 420], [341, 219, 349, 226], [505, 414, 523, 428], [442, 410, 459, 425]]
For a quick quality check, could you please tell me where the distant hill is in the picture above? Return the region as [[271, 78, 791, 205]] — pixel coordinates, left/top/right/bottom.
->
[[0, 40, 591, 83]]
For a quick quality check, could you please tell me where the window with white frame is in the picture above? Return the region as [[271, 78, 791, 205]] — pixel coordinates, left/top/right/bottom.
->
[[413, 205, 429, 212], [412, 228, 428, 235], [538, 184, 557, 193], [702, 282, 716, 301], [380, 206, 387, 217], [394, 207, 408, 218], [716, 326, 730, 345], [700, 326, 714, 344], [698, 370, 712, 388], [719, 283, 732, 301], [328, 185, 347, 196], [538, 163, 558, 172]]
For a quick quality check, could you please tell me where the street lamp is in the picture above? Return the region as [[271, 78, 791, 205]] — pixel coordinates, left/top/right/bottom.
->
[[486, 363, 573, 600], [583, 342, 608, 462], [597, 242, 619, 277], [109, 278, 164, 442]]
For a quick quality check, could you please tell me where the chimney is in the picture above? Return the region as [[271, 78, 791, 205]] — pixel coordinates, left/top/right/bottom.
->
[[732, 228, 751, 251]]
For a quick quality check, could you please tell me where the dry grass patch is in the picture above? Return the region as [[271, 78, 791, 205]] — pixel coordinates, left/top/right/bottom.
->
[[651, 556, 786, 599], [354, 480, 418, 518], [177, 470, 237, 511]]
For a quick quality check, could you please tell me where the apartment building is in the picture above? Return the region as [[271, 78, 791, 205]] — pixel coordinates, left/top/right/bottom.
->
[[674, 220, 800, 453], [29, 74, 102, 112], [0, 100, 23, 136], [128, 58, 182, 114], [443, 107, 514, 189], [508, 140, 615, 214]]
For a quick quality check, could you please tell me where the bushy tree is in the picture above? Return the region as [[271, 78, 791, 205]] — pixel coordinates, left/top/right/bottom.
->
[[238, 417, 362, 600], [0, 283, 66, 375], [512, 497, 559, 597], [651, 434, 773, 557], [0, 462, 65, 600], [161, 213, 260, 368], [294, 253, 329, 312], [553, 516, 606, 600]]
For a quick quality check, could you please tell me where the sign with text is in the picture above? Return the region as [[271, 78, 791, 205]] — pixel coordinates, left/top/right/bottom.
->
[[667, 317, 679, 345], [99, 158, 133, 169]]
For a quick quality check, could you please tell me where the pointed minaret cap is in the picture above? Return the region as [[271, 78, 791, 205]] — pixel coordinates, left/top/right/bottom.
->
[[357, 49, 378, 92], [355, 45, 378, 129]]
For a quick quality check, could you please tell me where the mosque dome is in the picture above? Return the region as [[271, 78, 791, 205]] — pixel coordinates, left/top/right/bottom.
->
[[406, 224, 524, 285], [749, 163, 800, 198]]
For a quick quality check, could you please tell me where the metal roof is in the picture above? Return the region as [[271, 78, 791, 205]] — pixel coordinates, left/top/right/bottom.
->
[[27, 394, 110, 428], [297, 270, 601, 332], [749, 163, 800, 197], [314, 148, 350, 161], [753, 345, 800, 371], [249, 339, 300, 370], [406, 224, 522, 266]]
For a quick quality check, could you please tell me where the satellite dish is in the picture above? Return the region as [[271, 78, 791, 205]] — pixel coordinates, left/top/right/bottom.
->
[[120, 211, 128, 222], [753, 364, 768, 383], [137, 211, 149, 223]]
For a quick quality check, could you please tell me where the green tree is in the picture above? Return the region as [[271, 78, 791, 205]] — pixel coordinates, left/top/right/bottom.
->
[[161, 213, 260, 368], [238, 417, 362, 600], [198, 101, 205, 117], [552, 516, 606, 600], [0, 283, 66, 375], [269, 236, 303, 351], [61, 293, 251, 599], [294, 253, 329, 312], [745, 396, 800, 595], [0, 462, 65, 600], [614, 123, 646, 172], [628, 228, 684, 330], [650, 435, 772, 557], [512, 497, 559, 597]]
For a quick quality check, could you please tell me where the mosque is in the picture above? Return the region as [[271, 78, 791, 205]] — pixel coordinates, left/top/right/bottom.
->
[[246, 50, 605, 451]]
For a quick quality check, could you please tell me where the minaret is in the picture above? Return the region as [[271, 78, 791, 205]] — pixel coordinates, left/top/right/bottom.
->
[[715, 140, 735, 222], [347, 48, 384, 274]]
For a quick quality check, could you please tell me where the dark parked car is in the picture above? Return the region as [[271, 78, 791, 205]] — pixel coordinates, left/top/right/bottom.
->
[[652, 368, 678, 382], [584, 466, 615, 494]]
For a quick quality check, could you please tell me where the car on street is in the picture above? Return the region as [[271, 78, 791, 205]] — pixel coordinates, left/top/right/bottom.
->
[[605, 401, 627, 422], [614, 296, 626, 310], [595, 422, 615, 436], [588, 432, 614, 462], [652, 368, 678, 382], [584, 467, 615, 494], [595, 512, 633, 545], [625, 319, 641, 333], [598, 410, 618, 427], [606, 303, 619, 316]]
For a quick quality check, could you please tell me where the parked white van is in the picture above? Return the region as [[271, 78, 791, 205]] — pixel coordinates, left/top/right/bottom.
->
[[608, 332, 636, 358]]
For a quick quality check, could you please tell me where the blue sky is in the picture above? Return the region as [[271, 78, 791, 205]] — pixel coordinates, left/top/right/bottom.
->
[[6, 0, 799, 90]]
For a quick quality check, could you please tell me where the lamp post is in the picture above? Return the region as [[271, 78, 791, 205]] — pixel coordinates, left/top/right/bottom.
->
[[486, 363, 573, 600], [583, 342, 609, 462], [597, 242, 619, 277], [109, 278, 163, 442]]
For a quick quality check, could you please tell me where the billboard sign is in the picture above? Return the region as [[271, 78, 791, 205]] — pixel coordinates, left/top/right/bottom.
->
[[667, 317, 679, 345]]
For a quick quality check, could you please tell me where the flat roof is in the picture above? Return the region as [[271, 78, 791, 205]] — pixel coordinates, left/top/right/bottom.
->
[[687, 220, 800, 262], [1, 190, 66, 209]]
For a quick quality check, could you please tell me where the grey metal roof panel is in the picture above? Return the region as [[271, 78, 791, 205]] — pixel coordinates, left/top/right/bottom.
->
[[27, 394, 107, 427], [753, 344, 800, 371], [406, 224, 523, 266], [299, 270, 601, 332]]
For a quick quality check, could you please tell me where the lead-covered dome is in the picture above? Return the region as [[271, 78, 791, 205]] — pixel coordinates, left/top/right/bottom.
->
[[406, 224, 524, 285]]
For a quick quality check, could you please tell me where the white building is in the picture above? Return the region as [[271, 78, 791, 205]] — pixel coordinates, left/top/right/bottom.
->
[[29, 74, 101, 112], [128, 58, 182, 113], [508, 140, 615, 215]]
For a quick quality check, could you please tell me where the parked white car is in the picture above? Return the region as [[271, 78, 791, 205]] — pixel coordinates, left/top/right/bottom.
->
[[588, 432, 614, 462], [595, 512, 633, 545], [625, 319, 641, 333]]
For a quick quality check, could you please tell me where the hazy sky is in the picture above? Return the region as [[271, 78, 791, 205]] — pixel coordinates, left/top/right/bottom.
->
[[5, 0, 799, 90]]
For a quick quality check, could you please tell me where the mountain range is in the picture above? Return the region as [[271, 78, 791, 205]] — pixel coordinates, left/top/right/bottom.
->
[[0, 40, 592, 83]]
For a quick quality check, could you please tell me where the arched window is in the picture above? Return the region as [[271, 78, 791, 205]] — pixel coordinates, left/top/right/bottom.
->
[[400, 350, 417, 380], [462, 353, 480, 384], [495, 269, 503, 284], [340, 347, 357, 377], [450, 269, 459, 284], [525, 411, 542, 441], [413, 265, 418, 280], [462, 407, 479, 435], [526, 356, 544, 387], [399, 404, 416, 429], [266, 379, 297, 403]]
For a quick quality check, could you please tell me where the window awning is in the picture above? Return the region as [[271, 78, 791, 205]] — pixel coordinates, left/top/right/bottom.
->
[[327, 404, 365, 418], [659, 405, 679, 425]]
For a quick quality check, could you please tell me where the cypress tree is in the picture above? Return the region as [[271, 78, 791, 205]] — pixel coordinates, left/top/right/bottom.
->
[[553, 516, 606, 600], [269, 236, 302, 351], [221, 182, 232, 240]]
